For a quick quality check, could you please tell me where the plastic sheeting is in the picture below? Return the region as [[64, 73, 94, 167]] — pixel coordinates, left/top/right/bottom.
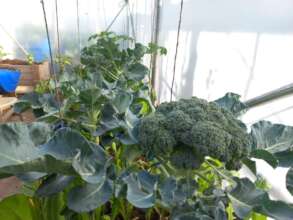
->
[[1, 0, 293, 202]]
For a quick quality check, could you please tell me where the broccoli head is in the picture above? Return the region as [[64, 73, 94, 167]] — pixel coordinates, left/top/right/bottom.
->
[[137, 97, 250, 170]]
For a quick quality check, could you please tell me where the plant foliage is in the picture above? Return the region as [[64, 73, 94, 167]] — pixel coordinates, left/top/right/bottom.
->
[[0, 32, 293, 220]]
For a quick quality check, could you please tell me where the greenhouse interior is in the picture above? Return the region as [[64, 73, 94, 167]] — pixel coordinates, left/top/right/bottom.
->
[[0, 0, 293, 219]]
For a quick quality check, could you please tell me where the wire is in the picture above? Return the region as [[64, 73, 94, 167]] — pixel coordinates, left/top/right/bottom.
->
[[170, 0, 184, 101], [55, 0, 61, 56], [105, 2, 127, 32], [40, 0, 62, 117], [127, 1, 136, 41], [0, 23, 29, 57], [76, 0, 81, 56]]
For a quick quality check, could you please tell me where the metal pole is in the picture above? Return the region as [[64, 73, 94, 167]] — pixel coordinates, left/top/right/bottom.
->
[[245, 82, 293, 108], [150, 0, 161, 89]]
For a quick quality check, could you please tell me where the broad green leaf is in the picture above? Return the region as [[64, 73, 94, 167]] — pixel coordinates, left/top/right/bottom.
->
[[171, 205, 214, 220], [13, 101, 30, 114], [72, 144, 112, 184], [14, 92, 58, 114], [98, 104, 121, 132], [258, 199, 293, 220], [242, 158, 257, 175], [250, 149, 278, 168], [214, 93, 247, 116], [121, 145, 142, 163], [41, 128, 113, 183], [36, 174, 74, 197], [123, 171, 157, 208], [228, 178, 267, 218], [251, 212, 267, 220], [0, 156, 75, 175], [229, 178, 293, 220], [79, 88, 101, 105], [286, 168, 293, 196], [0, 123, 50, 168], [67, 179, 113, 213], [214, 201, 228, 220], [158, 177, 177, 207], [16, 172, 46, 182], [112, 91, 133, 113], [274, 151, 293, 167], [250, 121, 293, 167], [127, 63, 149, 81], [14, 92, 40, 110], [40, 128, 92, 160], [172, 212, 213, 220], [0, 195, 33, 220], [250, 121, 293, 152]]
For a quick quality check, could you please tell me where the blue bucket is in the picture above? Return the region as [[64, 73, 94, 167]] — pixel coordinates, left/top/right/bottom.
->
[[0, 69, 21, 93]]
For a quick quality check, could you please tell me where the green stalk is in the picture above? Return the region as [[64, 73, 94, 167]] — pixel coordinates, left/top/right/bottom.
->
[[205, 160, 235, 185], [43, 194, 64, 220], [89, 211, 96, 220], [193, 170, 211, 184], [28, 197, 44, 220]]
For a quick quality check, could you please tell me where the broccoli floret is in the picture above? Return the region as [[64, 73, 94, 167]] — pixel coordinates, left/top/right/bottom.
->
[[138, 113, 176, 156], [137, 97, 250, 170]]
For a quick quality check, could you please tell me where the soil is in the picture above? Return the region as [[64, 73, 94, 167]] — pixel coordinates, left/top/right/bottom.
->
[[7, 110, 35, 123], [0, 177, 22, 200]]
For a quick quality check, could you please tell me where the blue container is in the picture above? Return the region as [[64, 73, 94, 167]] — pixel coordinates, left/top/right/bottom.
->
[[29, 40, 49, 62], [0, 69, 21, 93]]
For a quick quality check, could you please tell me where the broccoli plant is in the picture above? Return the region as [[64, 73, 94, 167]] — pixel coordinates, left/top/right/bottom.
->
[[1, 93, 292, 220], [137, 97, 250, 170], [14, 32, 166, 141], [1, 32, 293, 219]]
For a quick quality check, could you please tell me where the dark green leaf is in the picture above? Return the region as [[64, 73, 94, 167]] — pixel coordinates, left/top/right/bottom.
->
[[67, 179, 113, 213], [229, 178, 293, 220], [258, 199, 293, 220], [112, 91, 132, 113], [250, 121, 293, 152], [286, 168, 293, 196], [123, 171, 157, 208], [40, 128, 92, 160], [0, 195, 33, 220], [274, 151, 293, 167], [250, 149, 278, 168], [0, 155, 75, 175], [72, 144, 112, 184], [16, 172, 46, 182], [127, 63, 149, 81], [242, 158, 257, 175], [214, 93, 247, 116], [36, 174, 74, 197], [228, 178, 267, 218], [0, 123, 50, 168]]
